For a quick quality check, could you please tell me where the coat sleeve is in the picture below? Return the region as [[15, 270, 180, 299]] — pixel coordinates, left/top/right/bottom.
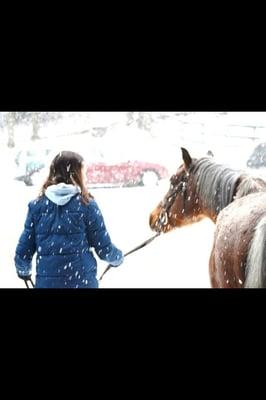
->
[[85, 200, 124, 266], [14, 203, 36, 277]]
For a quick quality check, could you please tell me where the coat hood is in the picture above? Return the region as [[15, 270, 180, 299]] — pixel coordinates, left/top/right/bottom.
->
[[45, 183, 80, 206]]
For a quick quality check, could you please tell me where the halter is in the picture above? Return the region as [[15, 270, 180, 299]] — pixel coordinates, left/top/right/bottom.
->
[[158, 173, 189, 230]]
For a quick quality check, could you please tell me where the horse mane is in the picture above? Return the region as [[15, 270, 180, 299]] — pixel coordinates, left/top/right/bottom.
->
[[190, 157, 266, 216], [235, 175, 266, 199], [190, 157, 242, 215]]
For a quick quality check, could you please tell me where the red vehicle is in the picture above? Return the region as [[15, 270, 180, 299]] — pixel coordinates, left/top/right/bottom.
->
[[14, 144, 170, 188], [86, 159, 169, 187]]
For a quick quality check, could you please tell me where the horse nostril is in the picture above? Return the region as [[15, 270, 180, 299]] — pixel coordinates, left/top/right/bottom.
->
[[149, 214, 155, 229]]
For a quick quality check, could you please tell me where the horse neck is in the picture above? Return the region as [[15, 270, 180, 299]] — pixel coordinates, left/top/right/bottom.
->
[[199, 201, 219, 223], [191, 159, 241, 223]]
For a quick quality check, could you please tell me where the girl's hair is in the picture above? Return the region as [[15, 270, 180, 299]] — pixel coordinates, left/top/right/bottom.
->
[[39, 151, 93, 204]]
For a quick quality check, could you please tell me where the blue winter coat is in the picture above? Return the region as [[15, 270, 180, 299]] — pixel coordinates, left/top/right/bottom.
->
[[14, 183, 123, 288]]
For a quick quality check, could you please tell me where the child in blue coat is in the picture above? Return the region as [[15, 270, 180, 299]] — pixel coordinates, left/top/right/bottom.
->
[[14, 150, 124, 288]]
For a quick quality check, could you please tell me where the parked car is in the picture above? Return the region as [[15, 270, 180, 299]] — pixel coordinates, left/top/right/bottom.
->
[[246, 142, 266, 168], [86, 159, 169, 187], [14, 148, 169, 187], [14, 148, 52, 186]]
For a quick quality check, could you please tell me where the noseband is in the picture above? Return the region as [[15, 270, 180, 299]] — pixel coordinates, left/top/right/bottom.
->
[[157, 173, 189, 229]]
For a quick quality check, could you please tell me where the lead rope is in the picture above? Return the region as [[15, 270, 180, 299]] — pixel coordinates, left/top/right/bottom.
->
[[99, 232, 161, 281], [24, 278, 35, 289], [23, 234, 160, 287]]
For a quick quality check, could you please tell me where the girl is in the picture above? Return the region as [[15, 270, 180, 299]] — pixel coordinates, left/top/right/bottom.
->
[[14, 151, 124, 288]]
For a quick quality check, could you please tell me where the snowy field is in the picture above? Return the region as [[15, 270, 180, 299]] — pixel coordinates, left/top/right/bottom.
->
[[0, 178, 214, 288]]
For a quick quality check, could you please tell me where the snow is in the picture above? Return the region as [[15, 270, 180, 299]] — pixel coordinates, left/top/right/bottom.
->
[[1, 111, 266, 288], [0, 178, 214, 288]]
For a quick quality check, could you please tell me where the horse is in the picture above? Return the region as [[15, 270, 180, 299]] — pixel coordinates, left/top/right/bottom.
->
[[149, 147, 266, 288]]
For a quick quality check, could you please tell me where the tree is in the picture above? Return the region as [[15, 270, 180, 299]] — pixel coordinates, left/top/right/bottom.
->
[[31, 112, 40, 141], [137, 112, 153, 131], [6, 112, 16, 148], [126, 112, 135, 126], [126, 112, 153, 131], [0, 111, 64, 148]]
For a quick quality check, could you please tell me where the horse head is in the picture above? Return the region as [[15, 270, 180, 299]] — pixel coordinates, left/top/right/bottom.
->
[[149, 148, 206, 233]]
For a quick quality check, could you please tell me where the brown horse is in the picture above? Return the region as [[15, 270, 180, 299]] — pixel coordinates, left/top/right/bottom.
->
[[149, 148, 266, 288]]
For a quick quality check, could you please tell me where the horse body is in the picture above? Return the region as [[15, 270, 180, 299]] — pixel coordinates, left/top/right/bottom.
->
[[209, 192, 266, 288], [149, 148, 266, 288]]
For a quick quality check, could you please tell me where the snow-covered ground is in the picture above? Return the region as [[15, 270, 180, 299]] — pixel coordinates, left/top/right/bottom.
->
[[1, 111, 266, 288], [0, 180, 214, 288]]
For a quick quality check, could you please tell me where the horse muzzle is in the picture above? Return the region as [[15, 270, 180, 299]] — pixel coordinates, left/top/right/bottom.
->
[[149, 210, 168, 233]]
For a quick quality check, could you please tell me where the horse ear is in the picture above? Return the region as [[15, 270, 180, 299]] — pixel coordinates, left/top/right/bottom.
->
[[181, 147, 192, 169]]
